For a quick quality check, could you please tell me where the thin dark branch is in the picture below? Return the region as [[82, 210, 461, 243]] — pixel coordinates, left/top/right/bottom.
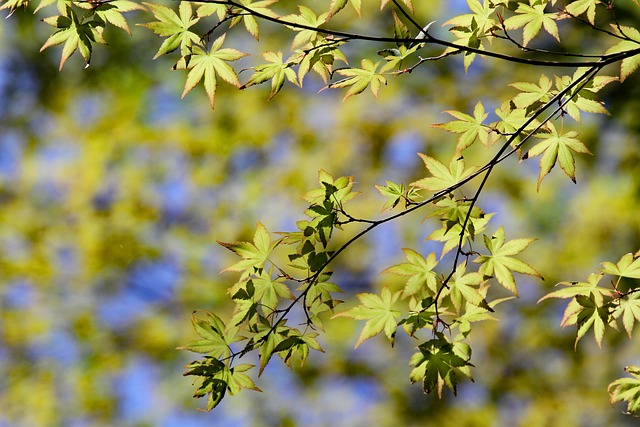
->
[[186, 0, 640, 67]]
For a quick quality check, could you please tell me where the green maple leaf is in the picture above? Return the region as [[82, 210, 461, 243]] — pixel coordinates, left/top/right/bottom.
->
[[613, 293, 640, 338], [181, 35, 247, 109], [609, 366, 640, 415], [443, 0, 498, 36], [428, 213, 494, 258], [282, 6, 328, 49], [383, 248, 439, 297], [178, 311, 241, 359], [565, 0, 601, 25], [605, 25, 640, 81], [76, 0, 145, 35], [503, 3, 560, 46], [240, 51, 298, 99], [433, 101, 491, 154], [197, 3, 227, 20], [601, 252, 640, 279], [333, 287, 401, 348], [445, 262, 491, 313], [474, 226, 541, 295], [526, 122, 591, 190], [411, 155, 478, 193], [554, 72, 611, 122], [328, 0, 362, 17], [380, 0, 413, 12], [509, 74, 554, 110], [252, 268, 294, 315], [493, 101, 539, 146], [409, 338, 472, 398], [219, 222, 280, 273], [539, 273, 613, 303], [230, 0, 278, 40], [40, 7, 106, 70], [328, 59, 387, 100], [302, 169, 358, 205], [139, 1, 201, 58], [574, 293, 609, 348]]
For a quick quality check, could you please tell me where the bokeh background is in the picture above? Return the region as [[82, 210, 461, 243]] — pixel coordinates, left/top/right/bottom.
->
[[1, 1, 639, 426]]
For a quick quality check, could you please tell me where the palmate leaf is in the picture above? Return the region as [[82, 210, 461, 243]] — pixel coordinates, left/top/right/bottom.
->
[[612, 293, 640, 338], [328, 59, 387, 100], [433, 101, 492, 154], [526, 122, 591, 190], [409, 337, 473, 398], [605, 25, 640, 82], [503, 3, 560, 47], [601, 252, 640, 279], [328, 0, 361, 17], [411, 155, 477, 193], [230, 0, 279, 40], [219, 222, 280, 273], [609, 366, 640, 415], [564, 0, 601, 25], [574, 293, 609, 349], [444, 262, 491, 313], [181, 36, 247, 109], [539, 273, 613, 304], [76, 0, 145, 35], [428, 213, 494, 258], [333, 287, 401, 348], [554, 72, 613, 122], [474, 226, 541, 296], [178, 311, 241, 359], [493, 101, 539, 146], [252, 268, 294, 315], [281, 6, 328, 49], [240, 51, 298, 100], [40, 7, 106, 70], [509, 74, 554, 110], [139, 1, 201, 58], [383, 248, 439, 297]]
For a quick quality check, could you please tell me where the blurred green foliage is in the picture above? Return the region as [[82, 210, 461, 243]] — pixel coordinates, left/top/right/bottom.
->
[[0, 0, 639, 426]]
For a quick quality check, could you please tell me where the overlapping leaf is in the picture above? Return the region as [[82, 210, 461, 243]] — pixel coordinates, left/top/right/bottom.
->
[[411, 155, 477, 193]]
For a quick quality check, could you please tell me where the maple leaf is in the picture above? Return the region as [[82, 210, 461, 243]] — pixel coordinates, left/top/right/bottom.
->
[[509, 74, 554, 110], [333, 287, 401, 348], [609, 365, 640, 415], [218, 222, 280, 273], [411, 155, 478, 193], [282, 6, 328, 49], [443, 262, 491, 313], [328, 59, 387, 100], [601, 252, 640, 279], [181, 35, 247, 109], [433, 101, 492, 154], [564, 0, 601, 25], [539, 273, 613, 304], [605, 25, 640, 81], [139, 2, 201, 58], [383, 248, 439, 297], [229, 0, 279, 40], [612, 293, 640, 338], [474, 226, 541, 295], [76, 0, 145, 34], [240, 51, 299, 100], [526, 122, 591, 190], [40, 7, 106, 70], [503, 3, 560, 47]]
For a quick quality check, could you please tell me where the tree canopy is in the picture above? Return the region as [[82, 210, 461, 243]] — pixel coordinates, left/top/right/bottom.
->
[[1, 0, 640, 425]]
